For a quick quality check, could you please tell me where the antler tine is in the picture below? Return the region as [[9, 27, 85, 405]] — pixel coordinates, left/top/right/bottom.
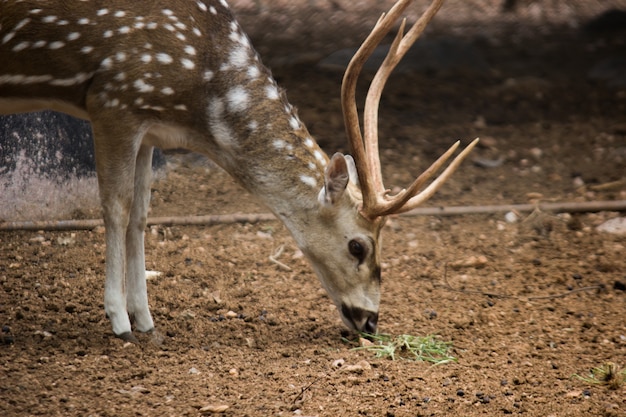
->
[[363, 0, 445, 202], [379, 138, 480, 216], [341, 0, 453, 220], [341, 0, 421, 214]]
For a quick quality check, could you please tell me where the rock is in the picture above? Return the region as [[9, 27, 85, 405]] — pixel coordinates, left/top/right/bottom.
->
[[596, 217, 626, 235], [359, 337, 374, 347], [332, 358, 345, 368], [199, 404, 229, 414], [504, 211, 520, 224], [449, 255, 488, 269]]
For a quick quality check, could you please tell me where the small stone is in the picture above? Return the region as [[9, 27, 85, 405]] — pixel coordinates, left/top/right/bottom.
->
[[332, 358, 345, 368], [189, 367, 200, 375], [450, 255, 488, 269], [597, 217, 626, 235], [199, 404, 229, 414], [529, 147, 543, 159], [359, 337, 374, 347], [504, 211, 519, 223], [572, 176, 585, 188], [225, 310, 238, 319]]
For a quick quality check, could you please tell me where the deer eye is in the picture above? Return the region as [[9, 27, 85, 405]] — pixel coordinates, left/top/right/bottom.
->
[[348, 239, 366, 263]]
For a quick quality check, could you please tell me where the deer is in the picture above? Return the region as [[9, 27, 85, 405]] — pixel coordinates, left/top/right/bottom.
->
[[0, 0, 476, 342]]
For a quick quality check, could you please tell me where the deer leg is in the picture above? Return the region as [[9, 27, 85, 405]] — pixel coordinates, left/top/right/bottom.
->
[[92, 120, 145, 340], [125, 144, 155, 333]]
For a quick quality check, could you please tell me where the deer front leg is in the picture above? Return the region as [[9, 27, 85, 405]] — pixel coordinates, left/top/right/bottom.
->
[[125, 144, 155, 334]]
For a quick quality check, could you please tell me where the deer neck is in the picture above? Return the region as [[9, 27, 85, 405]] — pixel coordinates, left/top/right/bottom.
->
[[191, 68, 332, 239]]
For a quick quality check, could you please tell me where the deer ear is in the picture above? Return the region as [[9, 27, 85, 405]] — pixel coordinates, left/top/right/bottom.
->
[[343, 154, 360, 186], [318, 153, 349, 206]]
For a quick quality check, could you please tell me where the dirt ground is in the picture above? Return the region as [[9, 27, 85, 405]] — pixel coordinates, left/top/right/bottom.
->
[[1, 2, 626, 417]]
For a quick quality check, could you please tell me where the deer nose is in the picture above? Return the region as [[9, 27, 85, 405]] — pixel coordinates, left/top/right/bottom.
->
[[341, 304, 379, 334]]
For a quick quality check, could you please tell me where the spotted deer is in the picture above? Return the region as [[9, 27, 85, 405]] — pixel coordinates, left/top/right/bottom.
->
[[0, 0, 476, 341]]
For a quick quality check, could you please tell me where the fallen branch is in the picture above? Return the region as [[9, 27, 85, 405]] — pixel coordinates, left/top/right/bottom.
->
[[401, 200, 626, 217], [1, 200, 624, 232], [0, 213, 276, 231]]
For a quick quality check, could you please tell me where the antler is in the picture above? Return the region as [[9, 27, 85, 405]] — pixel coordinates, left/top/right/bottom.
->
[[341, 0, 478, 219]]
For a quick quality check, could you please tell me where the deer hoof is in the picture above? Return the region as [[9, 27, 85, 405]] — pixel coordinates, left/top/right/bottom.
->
[[117, 331, 139, 344]]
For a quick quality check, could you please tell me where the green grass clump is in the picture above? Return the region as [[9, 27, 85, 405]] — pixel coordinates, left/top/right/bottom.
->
[[574, 362, 626, 390], [350, 333, 456, 364]]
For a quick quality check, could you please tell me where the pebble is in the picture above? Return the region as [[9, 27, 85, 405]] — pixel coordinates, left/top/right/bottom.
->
[[339, 360, 372, 374], [225, 310, 239, 319], [199, 404, 229, 414], [504, 211, 520, 223], [449, 255, 488, 269], [332, 358, 345, 368], [596, 217, 626, 235]]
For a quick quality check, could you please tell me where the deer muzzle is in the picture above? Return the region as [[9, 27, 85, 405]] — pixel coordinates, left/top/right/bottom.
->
[[341, 303, 379, 334]]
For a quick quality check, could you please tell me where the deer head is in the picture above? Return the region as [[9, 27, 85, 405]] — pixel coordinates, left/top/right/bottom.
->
[[287, 0, 477, 333]]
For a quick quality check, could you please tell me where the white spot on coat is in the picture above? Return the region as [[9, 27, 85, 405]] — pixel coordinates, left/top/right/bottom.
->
[[97, 9, 109, 16], [114, 11, 126, 18], [12, 41, 30, 52], [15, 18, 31, 31], [265, 85, 279, 100], [103, 30, 113, 38], [181, 58, 195, 70], [49, 72, 94, 86], [208, 97, 237, 149], [161, 87, 175, 95], [42, 16, 58, 23], [48, 41, 65, 49], [134, 79, 155, 93], [226, 86, 249, 113], [140, 54, 152, 63], [247, 66, 260, 79], [203, 70, 214, 82], [273, 139, 287, 150], [77, 18, 90, 25], [101, 57, 113, 69], [224, 46, 248, 69], [156, 53, 173, 64], [197, 1, 208, 12], [289, 116, 300, 130], [300, 175, 317, 188], [184, 45, 196, 55], [67, 32, 81, 41]]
